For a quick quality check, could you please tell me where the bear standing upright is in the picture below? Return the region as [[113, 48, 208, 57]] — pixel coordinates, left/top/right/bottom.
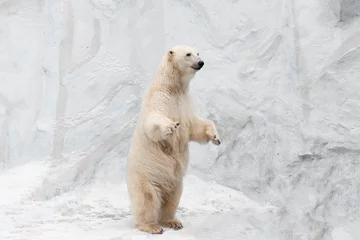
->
[[126, 45, 221, 234]]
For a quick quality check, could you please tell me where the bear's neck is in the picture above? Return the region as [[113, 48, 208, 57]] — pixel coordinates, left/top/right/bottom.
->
[[158, 65, 190, 93]]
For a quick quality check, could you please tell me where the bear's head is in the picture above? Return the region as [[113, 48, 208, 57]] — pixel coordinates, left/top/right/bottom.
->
[[167, 45, 204, 76]]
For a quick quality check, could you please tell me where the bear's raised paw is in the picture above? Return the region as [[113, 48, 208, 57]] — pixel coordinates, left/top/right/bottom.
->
[[211, 134, 221, 145], [206, 127, 221, 146], [162, 122, 180, 137]]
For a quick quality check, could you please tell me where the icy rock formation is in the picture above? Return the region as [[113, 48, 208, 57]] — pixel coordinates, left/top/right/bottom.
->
[[0, 0, 360, 239]]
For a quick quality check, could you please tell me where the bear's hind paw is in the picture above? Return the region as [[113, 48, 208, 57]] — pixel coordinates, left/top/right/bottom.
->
[[136, 223, 164, 234], [160, 219, 183, 230]]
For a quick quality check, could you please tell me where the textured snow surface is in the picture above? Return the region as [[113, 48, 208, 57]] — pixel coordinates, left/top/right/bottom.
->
[[1, 0, 360, 239]]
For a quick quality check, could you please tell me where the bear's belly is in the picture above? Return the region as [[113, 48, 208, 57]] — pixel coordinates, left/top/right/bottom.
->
[[145, 139, 189, 180]]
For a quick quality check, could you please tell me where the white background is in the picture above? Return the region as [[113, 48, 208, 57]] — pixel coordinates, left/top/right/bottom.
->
[[1, 0, 360, 239]]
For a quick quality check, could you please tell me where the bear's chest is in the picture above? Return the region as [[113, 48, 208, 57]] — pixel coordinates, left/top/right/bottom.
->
[[164, 94, 193, 144], [167, 95, 193, 124]]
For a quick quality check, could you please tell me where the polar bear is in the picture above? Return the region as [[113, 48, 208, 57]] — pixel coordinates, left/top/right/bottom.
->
[[126, 45, 221, 234]]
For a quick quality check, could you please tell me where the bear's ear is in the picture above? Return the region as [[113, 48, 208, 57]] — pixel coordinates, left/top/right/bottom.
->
[[167, 50, 174, 62]]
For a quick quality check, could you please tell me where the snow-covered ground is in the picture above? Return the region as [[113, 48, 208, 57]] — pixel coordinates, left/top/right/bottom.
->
[[1, 0, 360, 239], [0, 160, 279, 239]]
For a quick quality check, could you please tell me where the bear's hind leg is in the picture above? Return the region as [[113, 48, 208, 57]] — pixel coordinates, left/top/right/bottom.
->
[[159, 183, 183, 230], [132, 183, 163, 234]]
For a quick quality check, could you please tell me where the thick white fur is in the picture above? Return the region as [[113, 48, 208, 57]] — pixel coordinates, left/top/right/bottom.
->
[[126, 45, 221, 234]]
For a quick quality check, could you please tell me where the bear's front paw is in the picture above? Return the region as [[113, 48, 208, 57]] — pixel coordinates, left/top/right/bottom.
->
[[206, 127, 221, 146], [162, 122, 180, 138], [210, 134, 221, 145]]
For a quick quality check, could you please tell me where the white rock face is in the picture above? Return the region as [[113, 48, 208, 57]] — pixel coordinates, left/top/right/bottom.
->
[[1, 0, 360, 239]]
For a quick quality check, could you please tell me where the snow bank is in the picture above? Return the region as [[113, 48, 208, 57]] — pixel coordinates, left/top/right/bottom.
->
[[1, 0, 360, 239]]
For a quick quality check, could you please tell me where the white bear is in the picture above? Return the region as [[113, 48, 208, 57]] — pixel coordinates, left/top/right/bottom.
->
[[126, 45, 221, 234]]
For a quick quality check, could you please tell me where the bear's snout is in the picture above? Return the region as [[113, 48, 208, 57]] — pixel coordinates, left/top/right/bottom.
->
[[192, 60, 204, 71], [198, 61, 204, 68]]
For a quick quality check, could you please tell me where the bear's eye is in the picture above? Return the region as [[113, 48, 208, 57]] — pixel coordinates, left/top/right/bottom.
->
[[197, 53, 199, 56], [186, 53, 191, 57]]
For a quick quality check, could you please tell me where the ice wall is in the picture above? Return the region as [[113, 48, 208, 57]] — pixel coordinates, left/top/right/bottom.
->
[[1, 0, 360, 239]]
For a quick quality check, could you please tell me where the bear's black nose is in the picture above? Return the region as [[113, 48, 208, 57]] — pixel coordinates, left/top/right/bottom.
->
[[198, 61, 204, 67]]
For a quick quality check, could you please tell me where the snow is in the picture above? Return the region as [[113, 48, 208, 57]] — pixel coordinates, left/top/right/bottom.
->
[[0, 163, 278, 239], [1, 0, 360, 239]]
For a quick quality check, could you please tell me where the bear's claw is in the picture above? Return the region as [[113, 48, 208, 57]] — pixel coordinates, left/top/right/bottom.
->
[[163, 122, 180, 137], [160, 220, 183, 230], [211, 135, 221, 145], [214, 139, 221, 145], [171, 122, 180, 131]]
